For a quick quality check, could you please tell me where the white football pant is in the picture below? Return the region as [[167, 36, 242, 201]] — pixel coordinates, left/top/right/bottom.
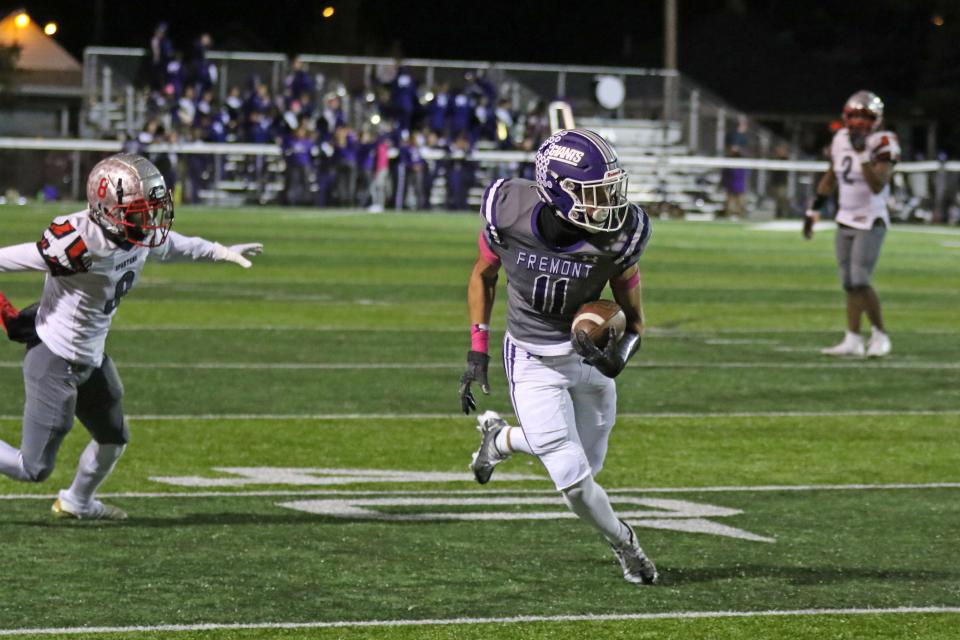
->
[[502, 334, 616, 490]]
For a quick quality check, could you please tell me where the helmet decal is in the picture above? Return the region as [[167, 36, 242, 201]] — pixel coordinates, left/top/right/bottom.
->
[[534, 129, 630, 233]]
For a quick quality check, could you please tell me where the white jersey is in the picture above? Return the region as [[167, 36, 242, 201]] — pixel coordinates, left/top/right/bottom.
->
[[830, 128, 901, 230], [0, 211, 222, 366]]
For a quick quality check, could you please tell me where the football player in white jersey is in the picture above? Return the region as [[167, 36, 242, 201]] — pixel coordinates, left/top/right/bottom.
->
[[0, 153, 262, 519], [804, 91, 900, 358]]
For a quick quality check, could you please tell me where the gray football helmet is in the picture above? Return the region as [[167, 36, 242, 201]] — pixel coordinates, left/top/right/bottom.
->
[[87, 153, 174, 247]]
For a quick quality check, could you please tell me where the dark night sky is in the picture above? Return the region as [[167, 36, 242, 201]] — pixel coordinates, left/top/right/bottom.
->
[[5, 0, 960, 123]]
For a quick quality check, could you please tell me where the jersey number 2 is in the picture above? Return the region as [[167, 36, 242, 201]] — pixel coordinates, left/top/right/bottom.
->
[[840, 156, 855, 185], [532, 275, 568, 314], [103, 270, 135, 314]]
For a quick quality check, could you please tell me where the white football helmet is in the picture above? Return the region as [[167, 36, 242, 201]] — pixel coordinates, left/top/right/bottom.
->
[[842, 90, 884, 134], [87, 153, 174, 247]]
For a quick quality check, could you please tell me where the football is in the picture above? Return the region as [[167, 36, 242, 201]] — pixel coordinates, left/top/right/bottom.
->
[[571, 300, 626, 349]]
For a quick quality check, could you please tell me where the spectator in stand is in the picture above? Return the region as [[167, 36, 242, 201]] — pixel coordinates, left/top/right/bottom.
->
[[364, 131, 391, 213], [150, 22, 173, 91], [225, 86, 244, 123], [333, 125, 359, 207], [427, 83, 451, 138], [390, 63, 418, 134], [450, 90, 473, 140], [285, 57, 315, 105], [495, 98, 516, 149], [283, 123, 318, 206], [318, 95, 345, 142], [473, 95, 495, 143], [164, 53, 185, 100], [176, 86, 197, 131], [395, 130, 430, 210], [191, 33, 216, 95], [721, 116, 750, 217], [445, 132, 475, 211]]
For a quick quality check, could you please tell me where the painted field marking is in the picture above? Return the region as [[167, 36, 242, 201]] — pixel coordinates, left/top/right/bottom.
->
[[99, 326, 960, 335], [2, 409, 960, 421], [1, 607, 958, 636], [1, 360, 958, 370], [2, 481, 958, 501], [277, 495, 773, 542]]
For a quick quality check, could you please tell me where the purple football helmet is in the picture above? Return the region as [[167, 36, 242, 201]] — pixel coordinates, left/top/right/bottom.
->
[[534, 128, 630, 233]]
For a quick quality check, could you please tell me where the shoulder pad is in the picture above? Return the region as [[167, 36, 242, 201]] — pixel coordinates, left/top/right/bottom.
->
[[37, 217, 92, 276]]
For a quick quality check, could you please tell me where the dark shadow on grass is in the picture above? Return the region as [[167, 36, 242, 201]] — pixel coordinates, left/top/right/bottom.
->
[[657, 564, 960, 586]]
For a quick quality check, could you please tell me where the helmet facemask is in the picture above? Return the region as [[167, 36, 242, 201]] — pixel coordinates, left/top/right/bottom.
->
[[557, 168, 630, 233], [101, 183, 174, 248]]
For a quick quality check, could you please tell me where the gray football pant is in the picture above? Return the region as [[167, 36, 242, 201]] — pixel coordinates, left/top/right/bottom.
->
[[0, 341, 129, 483], [836, 222, 886, 290]]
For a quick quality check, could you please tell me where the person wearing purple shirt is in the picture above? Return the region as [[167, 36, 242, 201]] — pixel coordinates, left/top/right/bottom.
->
[[449, 91, 473, 139], [285, 57, 315, 104], [283, 124, 318, 206], [390, 65, 418, 134], [427, 83, 452, 136]]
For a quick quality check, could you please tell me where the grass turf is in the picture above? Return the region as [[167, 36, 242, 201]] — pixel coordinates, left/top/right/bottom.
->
[[0, 204, 958, 638]]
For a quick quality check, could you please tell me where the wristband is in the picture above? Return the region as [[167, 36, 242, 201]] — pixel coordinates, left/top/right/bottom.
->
[[810, 194, 828, 212], [471, 323, 490, 353]]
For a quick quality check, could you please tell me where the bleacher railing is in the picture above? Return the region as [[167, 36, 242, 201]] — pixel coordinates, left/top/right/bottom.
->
[[1, 137, 957, 224]]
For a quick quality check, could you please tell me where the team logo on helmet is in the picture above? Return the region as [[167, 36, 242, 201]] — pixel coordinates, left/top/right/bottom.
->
[[534, 129, 630, 233], [87, 153, 174, 248]]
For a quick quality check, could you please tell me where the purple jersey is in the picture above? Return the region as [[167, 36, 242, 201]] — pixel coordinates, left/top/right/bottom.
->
[[480, 178, 651, 355]]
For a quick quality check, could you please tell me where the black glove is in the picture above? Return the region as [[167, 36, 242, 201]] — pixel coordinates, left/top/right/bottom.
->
[[573, 328, 626, 378], [459, 350, 490, 414], [4, 303, 39, 344], [849, 130, 867, 152]]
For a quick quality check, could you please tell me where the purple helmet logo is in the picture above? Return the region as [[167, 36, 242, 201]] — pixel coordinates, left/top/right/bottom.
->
[[534, 128, 630, 233]]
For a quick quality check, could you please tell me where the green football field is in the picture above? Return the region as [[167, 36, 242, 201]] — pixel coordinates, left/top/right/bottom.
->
[[0, 203, 958, 639]]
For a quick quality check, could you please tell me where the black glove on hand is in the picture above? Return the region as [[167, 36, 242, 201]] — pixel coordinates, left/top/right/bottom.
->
[[459, 350, 490, 414], [572, 328, 626, 378]]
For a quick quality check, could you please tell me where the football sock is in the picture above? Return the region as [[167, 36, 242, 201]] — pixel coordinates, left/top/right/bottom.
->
[[0, 440, 30, 481], [496, 426, 533, 455], [561, 475, 626, 545], [63, 442, 125, 505]]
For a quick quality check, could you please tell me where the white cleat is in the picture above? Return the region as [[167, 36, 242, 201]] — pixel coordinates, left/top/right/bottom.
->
[[866, 331, 891, 358], [611, 520, 658, 586], [821, 333, 865, 357], [469, 410, 510, 485], [52, 490, 127, 521]]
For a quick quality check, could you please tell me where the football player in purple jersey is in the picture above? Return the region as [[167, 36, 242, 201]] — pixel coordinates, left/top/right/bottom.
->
[[458, 129, 658, 586]]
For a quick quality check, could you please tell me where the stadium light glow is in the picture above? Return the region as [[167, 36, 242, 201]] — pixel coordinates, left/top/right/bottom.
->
[[371, 114, 381, 125], [14, 12, 30, 28], [932, 14, 944, 26], [43, 22, 58, 36], [322, 6, 335, 18]]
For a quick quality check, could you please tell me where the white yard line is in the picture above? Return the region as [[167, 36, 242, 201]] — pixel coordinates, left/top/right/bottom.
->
[[1, 482, 958, 501], [1, 361, 958, 370], [1, 607, 957, 636], [101, 325, 960, 335], [1, 409, 958, 421]]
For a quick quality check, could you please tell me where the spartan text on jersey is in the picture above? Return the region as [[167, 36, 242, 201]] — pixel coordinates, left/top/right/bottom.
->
[[516, 250, 596, 279]]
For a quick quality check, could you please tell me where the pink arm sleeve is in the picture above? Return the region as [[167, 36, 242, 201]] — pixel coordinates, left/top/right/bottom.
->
[[478, 231, 501, 267]]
